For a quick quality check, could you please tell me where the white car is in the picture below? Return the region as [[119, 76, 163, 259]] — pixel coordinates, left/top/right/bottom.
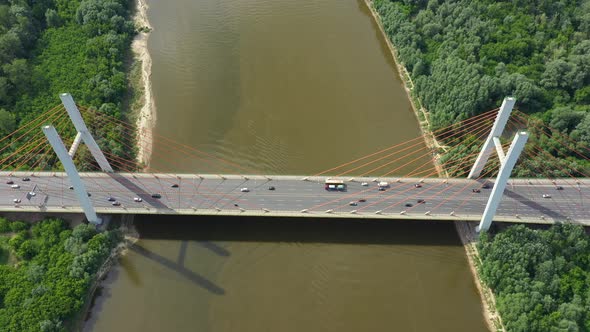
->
[[133, 197, 143, 202], [10, 184, 20, 189], [542, 194, 551, 198], [13, 198, 21, 203], [29, 192, 36, 197], [240, 188, 250, 193], [361, 182, 369, 186]]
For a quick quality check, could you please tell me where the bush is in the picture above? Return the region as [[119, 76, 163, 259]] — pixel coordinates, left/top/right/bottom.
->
[[9, 221, 29, 232]]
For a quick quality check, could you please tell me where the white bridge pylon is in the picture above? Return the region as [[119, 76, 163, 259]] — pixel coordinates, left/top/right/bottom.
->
[[468, 97, 528, 232], [42, 93, 113, 224]]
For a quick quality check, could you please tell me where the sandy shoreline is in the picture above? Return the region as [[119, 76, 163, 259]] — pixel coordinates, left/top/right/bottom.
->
[[131, 0, 155, 167], [363, 1, 502, 330]]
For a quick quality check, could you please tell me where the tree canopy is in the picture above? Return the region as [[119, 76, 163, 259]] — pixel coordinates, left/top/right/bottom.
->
[[478, 224, 590, 332], [374, 0, 590, 177], [0, 217, 121, 331], [0, 0, 137, 171]]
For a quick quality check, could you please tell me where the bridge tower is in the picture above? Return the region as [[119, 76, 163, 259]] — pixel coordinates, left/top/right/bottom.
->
[[42, 93, 113, 224], [468, 97, 528, 232]]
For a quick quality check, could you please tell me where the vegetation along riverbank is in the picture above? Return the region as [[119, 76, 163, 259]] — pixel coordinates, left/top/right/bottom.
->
[[0, 217, 121, 331], [0, 0, 148, 329], [371, 0, 590, 178], [0, 0, 142, 171], [368, 1, 590, 330], [478, 224, 590, 331]]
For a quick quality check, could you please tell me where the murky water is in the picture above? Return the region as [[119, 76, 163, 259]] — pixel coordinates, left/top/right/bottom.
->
[[83, 0, 488, 331]]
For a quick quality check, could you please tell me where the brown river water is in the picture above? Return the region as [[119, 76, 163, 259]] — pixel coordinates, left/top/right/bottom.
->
[[83, 0, 488, 331]]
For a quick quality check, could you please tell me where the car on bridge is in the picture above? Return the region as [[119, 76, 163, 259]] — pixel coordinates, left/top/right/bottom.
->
[[6, 180, 13, 184], [349, 201, 358, 206], [414, 183, 422, 188], [134, 197, 143, 202], [10, 184, 20, 189], [240, 188, 250, 192], [472, 188, 481, 193], [107, 196, 116, 202], [22, 177, 30, 182], [112, 201, 121, 206], [268, 186, 276, 191], [13, 198, 21, 204], [542, 194, 551, 198], [151, 193, 162, 198], [556, 186, 564, 190]]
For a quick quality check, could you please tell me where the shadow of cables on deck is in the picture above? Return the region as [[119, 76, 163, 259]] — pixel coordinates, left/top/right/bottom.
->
[[503, 188, 568, 220], [107, 173, 175, 212], [129, 243, 225, 295]]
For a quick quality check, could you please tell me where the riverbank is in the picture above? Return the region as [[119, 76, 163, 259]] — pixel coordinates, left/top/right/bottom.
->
[[455, 221, 505, 332], [363, 0, 447, 178], [363, 1, 501, 330], [130, 0, 155, 167]]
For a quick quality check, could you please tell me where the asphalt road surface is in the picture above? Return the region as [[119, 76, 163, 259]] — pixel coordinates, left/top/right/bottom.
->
[[1, 172, 589, 225]]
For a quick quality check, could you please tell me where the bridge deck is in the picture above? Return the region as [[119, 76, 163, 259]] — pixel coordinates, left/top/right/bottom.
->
[[1, 172, 590, 225]]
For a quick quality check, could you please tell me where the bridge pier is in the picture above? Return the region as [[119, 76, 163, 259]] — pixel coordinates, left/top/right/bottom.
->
[[42, 126, 101, 224], [468, 97, 515, 179], [477, 131, 528, 232], [59, 93, 113, 172]]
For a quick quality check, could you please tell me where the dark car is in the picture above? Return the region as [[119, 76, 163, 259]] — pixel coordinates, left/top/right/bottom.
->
[[151, 193, 162, 198], [472, 188, 481, 193], [358, 198, 367, 203], [349, 201, 358, 206], [556, 186, 564, 190], [482, 183, 491, 189], [171, 184, 179, 188], [22, 177, 30, 182], [414, 184, 422, 188], [268, 186, 276, 191], [6, 180, 14, 185], [69, 186, 74, 190], [404, 203, 413, 207], [87, 192, 91, 197], [107, 196, 116, 202], [417, 199, 425, 204]]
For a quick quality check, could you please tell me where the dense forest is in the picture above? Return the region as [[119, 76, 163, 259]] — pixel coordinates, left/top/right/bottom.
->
[[0, 0, 137, 171], [373, 0, 590, 177], [478, 224, 590, 332], [0, 218, 121, 331]]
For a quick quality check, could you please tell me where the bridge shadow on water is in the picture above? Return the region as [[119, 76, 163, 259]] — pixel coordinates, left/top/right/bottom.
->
[[128, 243, 226, 295], [132, 215, 464, 246], [112, 216, 467, 299]]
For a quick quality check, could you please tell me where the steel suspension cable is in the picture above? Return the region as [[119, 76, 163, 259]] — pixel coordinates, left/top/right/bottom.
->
[[312, 108, 499, 176]]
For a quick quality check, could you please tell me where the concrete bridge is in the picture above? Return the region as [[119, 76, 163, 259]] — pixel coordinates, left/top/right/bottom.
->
[[3, 94, 590, 231], [3, 172, 589, 226]]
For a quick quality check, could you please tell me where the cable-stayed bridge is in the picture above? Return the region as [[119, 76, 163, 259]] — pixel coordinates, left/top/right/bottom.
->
[[2, 94, 590, 231]]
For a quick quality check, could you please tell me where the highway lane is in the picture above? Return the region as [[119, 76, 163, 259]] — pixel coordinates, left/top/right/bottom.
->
[[1, 172, 589, 225]]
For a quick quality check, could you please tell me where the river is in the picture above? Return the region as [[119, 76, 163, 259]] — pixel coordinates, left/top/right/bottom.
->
[[83, 0, 488, 331]]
